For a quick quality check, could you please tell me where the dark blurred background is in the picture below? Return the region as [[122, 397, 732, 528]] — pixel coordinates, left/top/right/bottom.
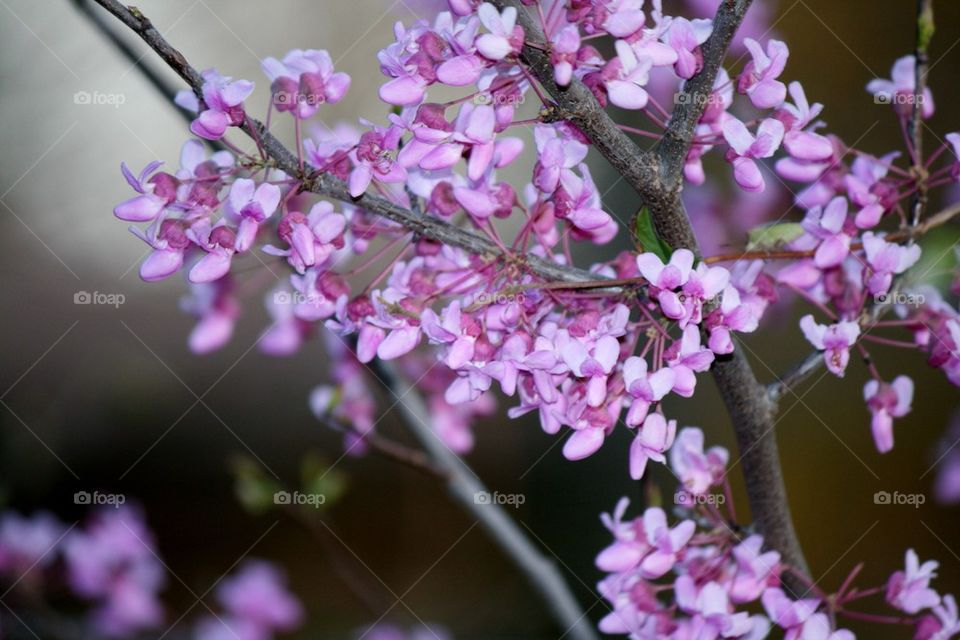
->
[[1, 0, 959, 637]]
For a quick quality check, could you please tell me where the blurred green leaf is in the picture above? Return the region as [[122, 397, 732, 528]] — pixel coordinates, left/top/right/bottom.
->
[[300, 451, 348, 509], [230, 455, 282, 515]]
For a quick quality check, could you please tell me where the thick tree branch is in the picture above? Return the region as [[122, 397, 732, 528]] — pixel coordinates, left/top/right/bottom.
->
[[497, 0, 811, 579]]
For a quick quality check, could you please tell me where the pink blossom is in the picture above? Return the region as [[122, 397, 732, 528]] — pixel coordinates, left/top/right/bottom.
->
[[637, 248, 695, 290], [762, 587, 821, 637], [63, 507, 166, 637], [114, 159, 172, 222], [800, 196, 853, 269], [728, 535, 781, 603], [475, 3, 523, 61], [629, 413, 677, 479], [862, 232, 922, 295], [844, 152, 900, 229], [555, 328, 620, 408], [604, 40, 653, 110], [349, 123, 407, 197], [887, 549, 941, 614], [777, 81, 833, 161], [639, 506, 695, 579], [669, 427, 728, 495], [665, 326, 715, 397], [0, 511, 65, 574], [867, 55, 935, 119], [554, 165, 617, 242], [551, 25, 581, 86], [227, 178, 282, 252], [799, 314, 860, 377], [532, 124, 588, 194], [264, 201, 347, 274], [622, 356, 675, 426], [601, 0, 646, 38], [216, 560, 303, 633], [261, 49, 350, 118], [666, 17, 712, 79], [738, 38, 789, 109], [189, 69, 255, 140], [181, 281, 238, 354], [131, 218, 192, 282], [722, 117, 785, 192], [675, 577, 754, 637], [596, 498, 648, 573]]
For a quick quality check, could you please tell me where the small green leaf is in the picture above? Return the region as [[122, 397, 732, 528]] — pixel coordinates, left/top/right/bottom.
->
[[746, 222, 804, 251], [634, 207, 673, 261], [300, 452, 348, 509], [230, 455, 283, 515]]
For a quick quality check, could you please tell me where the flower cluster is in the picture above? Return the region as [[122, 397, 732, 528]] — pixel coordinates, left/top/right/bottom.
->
[[0, 507, 164, 637], [109, 0, 960, 477], [194, 561, 303, 640], [0, 507, 305, 640], [102, 0, 960, 636], [595, 426, 960, 639]]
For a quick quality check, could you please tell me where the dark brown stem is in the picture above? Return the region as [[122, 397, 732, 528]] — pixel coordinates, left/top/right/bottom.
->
[[497, 0, 809, 579]]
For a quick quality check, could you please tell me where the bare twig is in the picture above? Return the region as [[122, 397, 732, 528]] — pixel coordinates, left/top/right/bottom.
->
[[908, 0, 934, 227], [769, 0, 942, 402], [322, 415, 450, 479], [373, 361, 599, 640]]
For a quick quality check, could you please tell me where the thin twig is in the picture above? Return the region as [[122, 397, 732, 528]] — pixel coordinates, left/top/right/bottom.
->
[[373, 361, 600, 640], [769, 0, 943, 402]]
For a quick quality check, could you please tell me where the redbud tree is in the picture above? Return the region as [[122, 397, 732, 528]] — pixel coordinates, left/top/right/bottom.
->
[[54, 0, 960, 637]]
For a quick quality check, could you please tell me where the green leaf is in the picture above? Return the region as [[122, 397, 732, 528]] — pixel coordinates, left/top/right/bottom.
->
[[230, 455, 283, 515], [746, 222, 804, 251], [300, 452, 348, 509], [634, 207, 672, 262]]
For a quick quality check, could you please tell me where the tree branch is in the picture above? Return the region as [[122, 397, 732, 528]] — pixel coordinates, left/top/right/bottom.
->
[[496, 0, 811, 580], [87, 0, 598, 287], [373, 361, 598, 640], [91, 0, 811, 597]]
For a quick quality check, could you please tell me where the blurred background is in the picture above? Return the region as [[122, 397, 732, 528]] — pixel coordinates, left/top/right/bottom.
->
[[0, 0, 959, 637]]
